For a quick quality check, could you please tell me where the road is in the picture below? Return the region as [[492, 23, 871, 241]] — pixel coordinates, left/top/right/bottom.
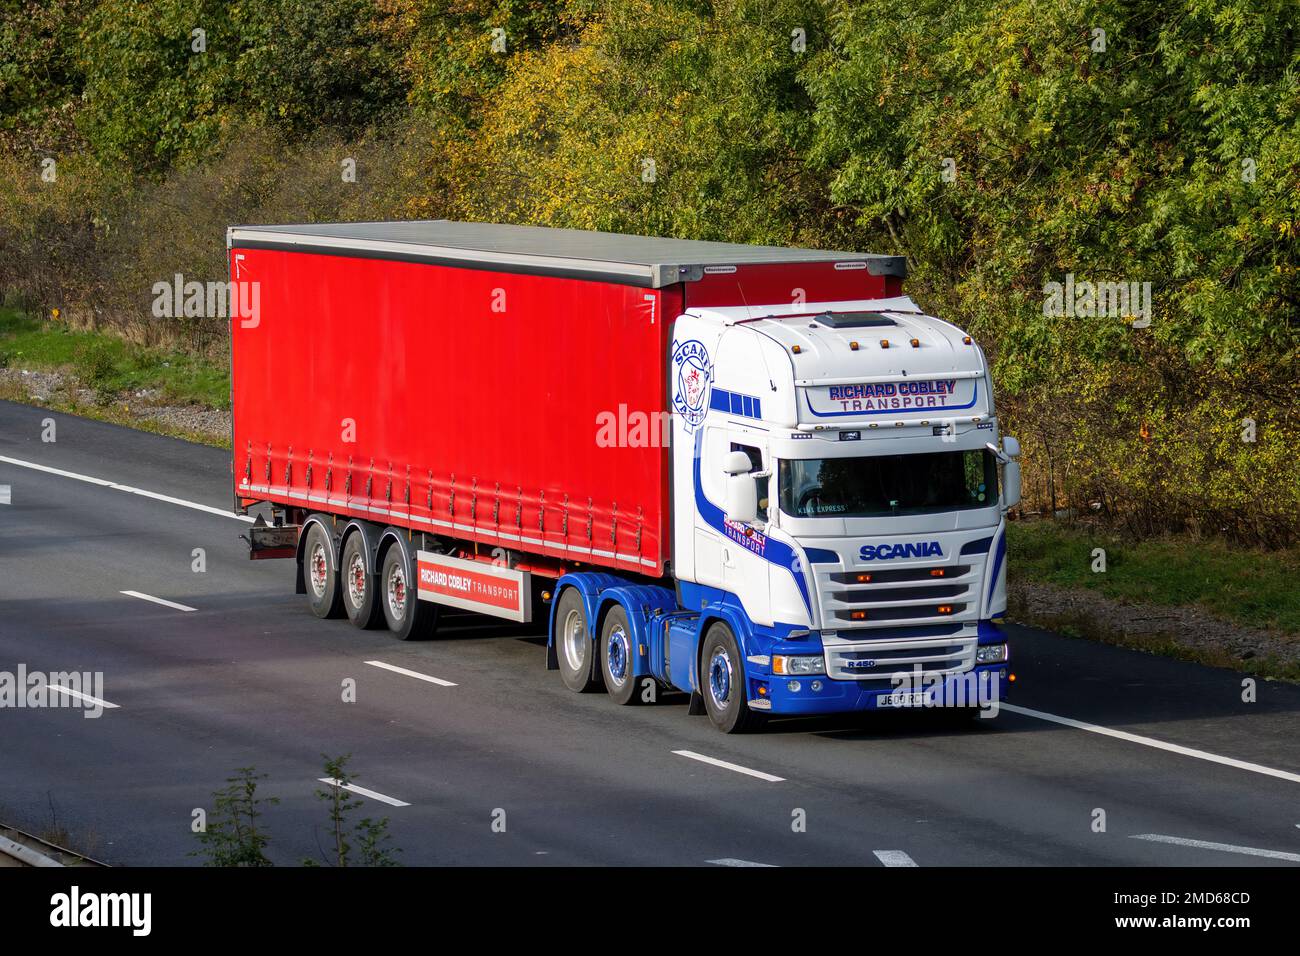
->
[[1, 399, 1298, 866]]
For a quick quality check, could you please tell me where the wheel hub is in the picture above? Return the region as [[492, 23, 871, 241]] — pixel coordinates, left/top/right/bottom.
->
[[562, 609, 586, 671], [606, 625, 629, 685], [387, 563, 407, 620], [709, 648, 732, 708], [348, 552, 366, 606], [309, 542, 328, 597]]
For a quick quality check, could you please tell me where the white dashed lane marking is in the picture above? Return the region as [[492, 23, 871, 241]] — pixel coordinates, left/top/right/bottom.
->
[[317, 778, 410, 808], [121, 591, 197, 612], [673, 750, 785, 783], [364, 660, 457, 687], [873, 850, 919, 867]]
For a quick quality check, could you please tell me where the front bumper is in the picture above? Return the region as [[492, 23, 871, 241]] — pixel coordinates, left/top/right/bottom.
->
[[752, 663, 1010, 716]]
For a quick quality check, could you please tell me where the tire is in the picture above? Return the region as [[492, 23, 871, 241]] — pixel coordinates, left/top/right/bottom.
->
[[600, 605, 643, 705], [700, 622, 762, 734], [340, 532, 383, 629], [379, 541, 439, 640], [555, 588, 601, 693], [303, 521, 344, 619]]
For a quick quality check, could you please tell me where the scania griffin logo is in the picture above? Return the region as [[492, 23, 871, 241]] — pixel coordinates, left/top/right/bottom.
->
[[671, 339, 713, 431], [859, 541, 944, 561]]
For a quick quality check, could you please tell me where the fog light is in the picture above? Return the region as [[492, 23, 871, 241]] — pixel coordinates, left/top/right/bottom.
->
[[811, 680, 823, 693], [975, 643, 1008, 664], [787, 681, 801, 693]]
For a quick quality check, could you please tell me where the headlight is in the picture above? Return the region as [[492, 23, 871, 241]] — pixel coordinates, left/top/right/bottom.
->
[[773, 655, 826, 676], [976, 643, 1008, 664]]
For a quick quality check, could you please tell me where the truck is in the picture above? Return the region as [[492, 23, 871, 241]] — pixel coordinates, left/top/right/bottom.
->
[[227, 220, 1021, 733]]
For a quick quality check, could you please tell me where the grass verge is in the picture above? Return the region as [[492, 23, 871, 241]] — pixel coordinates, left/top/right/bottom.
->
[[1008, 520, 1300, 680], [0, 307, 229, 447], [0, 307, 228, 409]]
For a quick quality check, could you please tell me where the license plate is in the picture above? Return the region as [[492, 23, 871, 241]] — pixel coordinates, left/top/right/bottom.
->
[[877, 691, 928, 708]]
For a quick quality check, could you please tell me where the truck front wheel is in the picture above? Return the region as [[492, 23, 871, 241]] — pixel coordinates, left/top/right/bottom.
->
[[701, 622, 762, 734], [303, 522, 344, 619], [556, 588, 601, 693], [340, 533, 383, 629]]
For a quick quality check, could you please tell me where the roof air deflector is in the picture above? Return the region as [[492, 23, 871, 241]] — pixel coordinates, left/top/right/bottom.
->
[[813, 311, 896, 329]]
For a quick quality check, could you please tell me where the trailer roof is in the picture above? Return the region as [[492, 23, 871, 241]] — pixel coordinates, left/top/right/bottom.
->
[[227, 219, 906, 289]]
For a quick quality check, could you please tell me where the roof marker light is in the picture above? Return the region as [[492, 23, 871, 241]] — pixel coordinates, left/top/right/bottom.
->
[[910, 338, 920, 348], [880, 339, 890, 348], [791, 345, 802, 354], [849, 341, 860, 351], [963, 336, 973, 345]]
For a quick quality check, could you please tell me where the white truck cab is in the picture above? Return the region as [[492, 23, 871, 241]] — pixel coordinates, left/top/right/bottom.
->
[[670, 296, 1020, 722]]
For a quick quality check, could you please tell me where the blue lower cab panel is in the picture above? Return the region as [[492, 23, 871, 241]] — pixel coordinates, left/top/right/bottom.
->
[[664, 615, 699, 692], [758, 665, 1009, 716]]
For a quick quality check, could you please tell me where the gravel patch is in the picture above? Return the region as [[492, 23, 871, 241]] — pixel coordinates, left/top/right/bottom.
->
[[1009, 579, 1300, 678], [0, 366, 229, 445]]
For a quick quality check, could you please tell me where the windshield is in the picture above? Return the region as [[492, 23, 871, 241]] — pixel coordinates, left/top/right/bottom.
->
[[778, 449, 998, 518]]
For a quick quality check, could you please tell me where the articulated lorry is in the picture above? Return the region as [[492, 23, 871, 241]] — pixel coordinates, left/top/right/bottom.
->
[[228, 220, 1020, 732]]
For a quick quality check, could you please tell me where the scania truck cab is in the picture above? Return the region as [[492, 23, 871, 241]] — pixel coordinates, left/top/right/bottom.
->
[[557, 294, 1020, 732]]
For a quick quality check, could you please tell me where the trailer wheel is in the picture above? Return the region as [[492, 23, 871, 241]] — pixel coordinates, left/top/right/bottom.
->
[[600, 605, 644, 705], [380, 543, 438, 640], [555, 588, 601, 693], [304, 522, 344, 619], [340, 533, 383, 629], [701, 622, 762, 734]]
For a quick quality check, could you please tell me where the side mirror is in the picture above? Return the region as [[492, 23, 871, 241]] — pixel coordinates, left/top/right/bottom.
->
[[725, 474, 759, 524], [722, 451, 753, 476], [1002, 435, 1021, 458], [1003, 459, 1022, 508]]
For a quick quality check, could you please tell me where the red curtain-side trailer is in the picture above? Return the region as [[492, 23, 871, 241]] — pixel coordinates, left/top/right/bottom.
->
[[231, 246, 676, 578]]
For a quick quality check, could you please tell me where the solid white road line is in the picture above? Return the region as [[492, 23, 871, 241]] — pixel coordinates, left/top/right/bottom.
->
[[1131, 833, 1300, 863], [1000, 703, 1300, 785], [364, 660, 457, 687], [0, 455, 254, 523], [317, 778, 410, 808], [873, 850, 919, 867], [46, 685, 119, 710], [0, 483, 10, 505], [121, 590, 197, 612], [672, 750, 785, 783], [708, 858, 777, 867]]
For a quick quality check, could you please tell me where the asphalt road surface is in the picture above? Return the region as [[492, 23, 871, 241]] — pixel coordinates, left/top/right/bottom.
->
[[1, 400, 1298, 867]]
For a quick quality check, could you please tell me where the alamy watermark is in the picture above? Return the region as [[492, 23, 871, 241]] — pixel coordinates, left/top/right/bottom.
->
[[151, 274, 261, 328], [1042, 273, 1152, 328], [887, 664, 1002, 717], [0, 665, 109, 718]]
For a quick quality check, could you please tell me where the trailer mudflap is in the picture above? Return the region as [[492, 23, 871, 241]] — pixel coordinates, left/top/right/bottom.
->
[[243, 524, 299, 560], [417, 551, 533, 622]]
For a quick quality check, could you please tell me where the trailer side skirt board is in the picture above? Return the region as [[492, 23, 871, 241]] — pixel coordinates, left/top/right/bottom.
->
[[416, 551, 533, 623]]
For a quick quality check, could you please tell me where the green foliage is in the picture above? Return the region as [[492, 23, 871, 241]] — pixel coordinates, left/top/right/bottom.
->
[[1009, 520, 1300, 635], [0, 307, 230, 407], [308, 755, 400, 867], [191, 767, 279, 867]]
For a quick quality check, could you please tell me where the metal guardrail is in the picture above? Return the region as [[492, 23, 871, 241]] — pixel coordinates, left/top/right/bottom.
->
[[0, 825, 107, 868]]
